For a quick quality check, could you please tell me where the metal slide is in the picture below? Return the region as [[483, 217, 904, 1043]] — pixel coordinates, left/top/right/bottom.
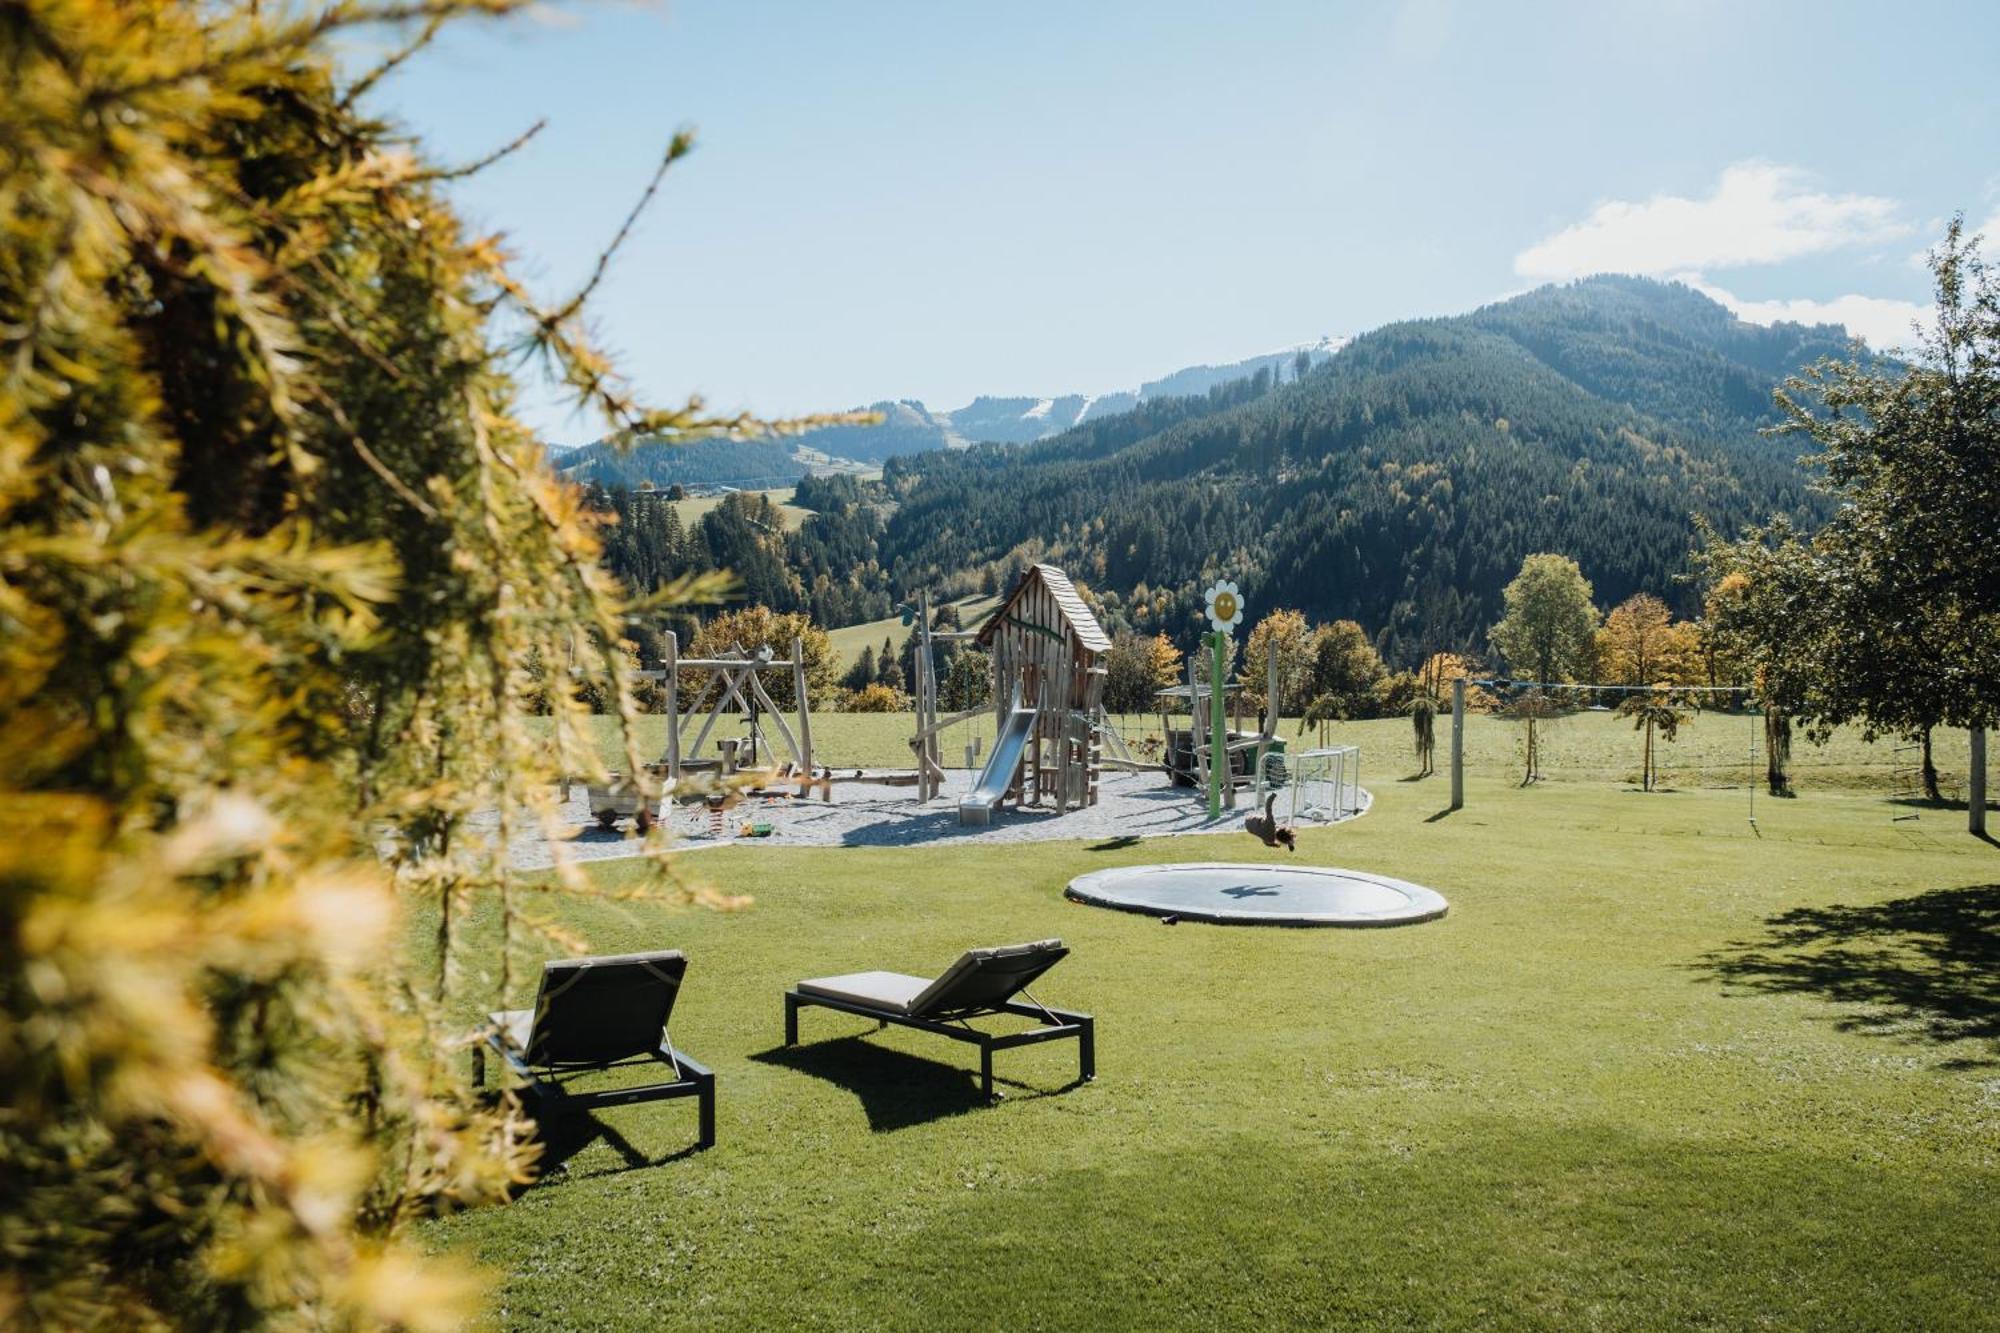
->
[[959, 685, 1035, 827]]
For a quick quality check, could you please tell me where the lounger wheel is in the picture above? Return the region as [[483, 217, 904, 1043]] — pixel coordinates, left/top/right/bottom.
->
[[595, 808, 619, 832]]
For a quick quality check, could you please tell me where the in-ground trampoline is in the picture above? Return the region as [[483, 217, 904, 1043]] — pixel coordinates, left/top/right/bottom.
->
[[1066, 862, 1448, 927]]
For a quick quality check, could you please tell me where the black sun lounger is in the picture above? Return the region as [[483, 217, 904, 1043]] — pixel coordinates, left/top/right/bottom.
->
[[784, 940, 1094, 1100], [475, 949, 715, 1150]]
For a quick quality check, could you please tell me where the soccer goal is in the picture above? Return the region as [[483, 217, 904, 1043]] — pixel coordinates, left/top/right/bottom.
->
[[1290, 745, 1362, 823]]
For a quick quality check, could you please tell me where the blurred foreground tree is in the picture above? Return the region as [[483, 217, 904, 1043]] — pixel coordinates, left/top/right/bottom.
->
[[0, 1, 865, 1323]]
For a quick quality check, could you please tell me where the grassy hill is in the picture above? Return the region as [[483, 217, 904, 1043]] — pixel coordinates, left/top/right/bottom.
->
[[827, 593, 1000, 674], [669, 487, 814, 533]]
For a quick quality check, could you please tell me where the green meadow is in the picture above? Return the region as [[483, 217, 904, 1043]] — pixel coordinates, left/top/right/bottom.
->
[[422, 720, 1999, 1329]]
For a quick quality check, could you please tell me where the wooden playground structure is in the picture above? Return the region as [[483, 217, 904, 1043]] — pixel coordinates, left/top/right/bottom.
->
[[653, 632, 816, 782], [907, 564, 1114, 821], [578, 562, 1333, 835]]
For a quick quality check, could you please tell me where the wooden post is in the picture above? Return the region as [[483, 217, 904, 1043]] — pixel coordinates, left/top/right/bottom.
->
[[1449, 677, 1465, 810], [792, 635, 813, 779], [663, 631, 681, 781], [1971, 727, 1987, 836]]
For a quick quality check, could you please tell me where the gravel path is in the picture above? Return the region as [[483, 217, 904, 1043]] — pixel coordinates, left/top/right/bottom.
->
[[496, 770, 1371, 872]]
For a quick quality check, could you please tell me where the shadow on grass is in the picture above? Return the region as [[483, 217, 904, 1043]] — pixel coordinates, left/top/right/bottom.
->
[[525, 1108, 706, 1186], [1087, 835, 1142, 852], [1693, 883, 2000, 1068], [751, 1036, 1070, 1131]]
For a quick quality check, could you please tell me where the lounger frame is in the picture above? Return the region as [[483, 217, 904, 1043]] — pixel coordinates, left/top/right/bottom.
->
[[783, 989, 1094, 1100], [475, 1036, 716, 1149]]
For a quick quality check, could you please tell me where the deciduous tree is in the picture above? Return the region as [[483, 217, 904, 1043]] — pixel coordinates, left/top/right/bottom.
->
[[1490, 553, 1599, 685], [1240, 609, 1318, 715], [1698, 220, 2000, 800], [688, 607, 837, 704], [1598, 594, 1702, 687], [1308, 620, 1388, 717]]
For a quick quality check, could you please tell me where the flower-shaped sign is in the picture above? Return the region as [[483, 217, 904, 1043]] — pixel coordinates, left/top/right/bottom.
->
[[1203, 580, 1243, 634]]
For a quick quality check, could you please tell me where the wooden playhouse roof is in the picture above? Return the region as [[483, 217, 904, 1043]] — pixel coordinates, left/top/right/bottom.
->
[[976, 563, 1112, 653]]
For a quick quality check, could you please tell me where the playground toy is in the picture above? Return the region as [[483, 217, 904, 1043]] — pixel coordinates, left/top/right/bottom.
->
[[650, 632, 815, 783], [1291, 745, 1362, 823], [1148, 580, 1285, 816], [1065, 863, 1448, 927], [586, 767, 668, 833], [957, 564, 1110, 826]]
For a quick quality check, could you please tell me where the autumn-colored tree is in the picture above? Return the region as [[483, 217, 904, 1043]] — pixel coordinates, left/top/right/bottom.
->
[[844, 682, 907, 712], [688, 606, 838, 705], [1419, 652, 1495, 711], [1103, 630, 1183, 713], [1598, 594, 1702, 686], [1240, 608, 1318, 716]]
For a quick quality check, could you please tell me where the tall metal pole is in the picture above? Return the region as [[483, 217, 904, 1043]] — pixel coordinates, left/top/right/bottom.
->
[[1208, 630, 1227, 819], [663, 630, 681, 781]]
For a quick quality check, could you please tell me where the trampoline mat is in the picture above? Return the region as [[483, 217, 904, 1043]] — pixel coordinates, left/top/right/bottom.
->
[[1065, 862, 1448, 927]]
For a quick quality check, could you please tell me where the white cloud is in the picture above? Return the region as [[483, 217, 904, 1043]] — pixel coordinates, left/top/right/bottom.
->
[[1514, 162, 1911, 281], [1676, 274, 1928, 353]]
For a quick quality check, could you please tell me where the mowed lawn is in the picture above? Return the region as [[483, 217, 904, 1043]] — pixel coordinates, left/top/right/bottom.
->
[[416, 753, 2000, 1328]]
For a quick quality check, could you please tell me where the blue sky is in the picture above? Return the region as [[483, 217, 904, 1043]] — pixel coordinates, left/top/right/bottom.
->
[[365, 0, 2000, 442]]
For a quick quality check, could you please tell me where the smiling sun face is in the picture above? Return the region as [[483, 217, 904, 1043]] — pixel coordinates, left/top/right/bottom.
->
[[1211, 590, 1238, 623]]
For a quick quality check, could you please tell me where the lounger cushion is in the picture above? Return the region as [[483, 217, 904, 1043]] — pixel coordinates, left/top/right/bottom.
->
[[908, 939, 1065, 1016], [500, 949, 688, 1067], [796, 941, 1068, 1019], [796, 970, 931, 1014], [491, 1007, 535, 1054]]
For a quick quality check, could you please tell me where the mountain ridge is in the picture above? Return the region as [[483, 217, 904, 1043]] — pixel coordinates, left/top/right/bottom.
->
[[559, 336, 1347, 486]]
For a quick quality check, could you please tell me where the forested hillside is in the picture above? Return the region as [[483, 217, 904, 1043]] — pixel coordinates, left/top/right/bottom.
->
[[876, 277, 1851, 662], [589, 278, 1855, 666]]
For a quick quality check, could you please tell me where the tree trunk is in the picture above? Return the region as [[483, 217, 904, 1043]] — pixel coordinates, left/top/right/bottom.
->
[[1764, 709, 1793, 798], [1643, 716, 1655, 791], [1921, 725, 1941, 802]]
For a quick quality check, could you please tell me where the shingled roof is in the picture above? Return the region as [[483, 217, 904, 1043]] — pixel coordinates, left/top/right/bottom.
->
[[976, 563, 1111, 654]]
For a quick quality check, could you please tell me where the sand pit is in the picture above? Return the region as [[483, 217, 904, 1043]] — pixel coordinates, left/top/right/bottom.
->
[[484, 770, 1371, 871]]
